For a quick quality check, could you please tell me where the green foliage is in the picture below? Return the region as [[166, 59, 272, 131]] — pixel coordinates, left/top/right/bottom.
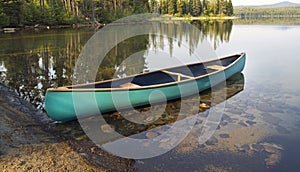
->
[[177, 0, 185, 16], [49, 0, 66, 25], [22, 2, 42, 25], [226, 0, 233, 16], [192, 0, 202, 16], [157, 0, 233, 17], [0, 1, 9, 26], [219, 0, 226, 15], [234, 7, 300, 18], [0, 0, 235, 27], [0, 0, 150, 27], [149, 0, 158, 13], [1, 0, 23, 26], [202, 0, 208, 15], [93, 0, 149, 23], [168, 0, 177, 15]]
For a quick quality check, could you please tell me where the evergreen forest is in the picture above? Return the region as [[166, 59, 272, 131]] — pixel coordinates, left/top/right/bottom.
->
[[0, 0, 233, 27]]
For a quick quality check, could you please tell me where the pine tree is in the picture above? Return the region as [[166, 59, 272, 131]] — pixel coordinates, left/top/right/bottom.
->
[[149, 0, 158, 13], [226, 0, 234, 16], [202, 0, 208, 15], [188, 0, 193, 15], [192, 0, 196, 16], [215, 0, 220, 15], [158, 0, 163, 14], [198, 0, 203, 16], [161, 0, 168, 14], [168, 0, 177, 15], [192, 0, 202, 16], [0, 1, 9, 26], [207, 0, 214, 16], [220, 0, 226, 15], [177, 0, 185, 16]]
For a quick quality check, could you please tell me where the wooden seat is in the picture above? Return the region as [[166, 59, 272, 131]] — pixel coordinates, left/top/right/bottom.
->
[[120, 82, 141, 88], [161, 70, 194, 81], [206, 65, 226, 70]]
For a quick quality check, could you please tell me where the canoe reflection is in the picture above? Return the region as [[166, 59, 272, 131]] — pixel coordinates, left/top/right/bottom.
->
[[81, 73, 245, 145]]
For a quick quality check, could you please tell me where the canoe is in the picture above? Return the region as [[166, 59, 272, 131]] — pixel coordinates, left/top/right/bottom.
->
[[44, 53, 246, 122]]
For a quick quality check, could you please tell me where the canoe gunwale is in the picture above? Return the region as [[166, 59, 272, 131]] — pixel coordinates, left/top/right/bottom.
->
[[47, 52, 245, 92]]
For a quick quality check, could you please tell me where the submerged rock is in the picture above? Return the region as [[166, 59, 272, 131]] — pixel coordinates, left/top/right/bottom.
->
[[226, 108, 243, 115], [100, 124, 115, 133], [145, 116, 155, 123], [265, 153, 281, 167], [245, 120, 256, 126], [219, 121, 228, 127], [251, 143, 264, 152], [198, 111, 209, 118], [221, 114, 231, 121], [244, 114, 255, 120], [238, 121, 248, 127], [219, 133, 230, 138], [205, 136, 218, 145], [145, 131, 158, 138], [240, 144, 251, 153], [261, 142, 283, 154], [195, 119, 203, 125], [199, 103, 210, 109]]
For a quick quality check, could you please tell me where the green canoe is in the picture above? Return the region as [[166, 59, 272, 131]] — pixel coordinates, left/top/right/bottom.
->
[[44, 53, 246, 122]]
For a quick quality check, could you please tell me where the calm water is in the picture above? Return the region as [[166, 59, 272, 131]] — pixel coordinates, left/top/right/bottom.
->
[[1, 20, 300, 171]]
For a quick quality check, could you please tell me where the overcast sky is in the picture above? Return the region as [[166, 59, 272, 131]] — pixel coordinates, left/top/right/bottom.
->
[[232, 0, 300, 6]]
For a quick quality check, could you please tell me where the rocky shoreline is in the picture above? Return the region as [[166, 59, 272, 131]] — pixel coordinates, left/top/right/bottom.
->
[[0, 84, 112, 171]]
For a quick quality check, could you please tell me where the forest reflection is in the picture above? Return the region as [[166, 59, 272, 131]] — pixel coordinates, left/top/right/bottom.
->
[[0, 20, 233, 109]]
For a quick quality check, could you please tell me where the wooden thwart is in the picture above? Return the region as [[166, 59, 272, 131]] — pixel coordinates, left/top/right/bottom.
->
[[162, 70, 194, 81], [206, 65, 226, 70], [120, 82, 141, 88]]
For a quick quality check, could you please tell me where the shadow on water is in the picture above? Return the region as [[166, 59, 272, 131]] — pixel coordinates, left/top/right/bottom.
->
[[50, 73, 244, 171]]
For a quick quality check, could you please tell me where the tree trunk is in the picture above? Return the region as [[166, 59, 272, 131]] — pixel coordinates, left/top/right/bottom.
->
[[114, 0, 117, 16]]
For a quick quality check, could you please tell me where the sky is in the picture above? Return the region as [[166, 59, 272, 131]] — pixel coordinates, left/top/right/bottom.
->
[[232, 0, 300, 6]]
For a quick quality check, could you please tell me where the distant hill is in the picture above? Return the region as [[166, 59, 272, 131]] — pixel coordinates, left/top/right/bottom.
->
[[235, 1, 300, 8]]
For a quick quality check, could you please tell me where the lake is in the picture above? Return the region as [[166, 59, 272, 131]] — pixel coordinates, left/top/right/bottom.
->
[[0, 19, 300, 171]]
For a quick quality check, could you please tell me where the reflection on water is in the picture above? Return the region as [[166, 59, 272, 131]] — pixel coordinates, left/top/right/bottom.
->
[[234, 17, 300, 25], [0, 29, 95, 108], [82, 73, 244, 142], [0, 20, 233, 109]]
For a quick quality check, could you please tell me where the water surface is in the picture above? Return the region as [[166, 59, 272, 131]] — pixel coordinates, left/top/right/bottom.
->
[[0, 20, 300, 171]]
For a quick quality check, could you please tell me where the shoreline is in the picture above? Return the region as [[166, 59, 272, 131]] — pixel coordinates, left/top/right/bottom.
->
[[0, 23, 103, 33], [173, 16, 239, 21], [0, 84, 103, 171], [0, 84, 134, 171]]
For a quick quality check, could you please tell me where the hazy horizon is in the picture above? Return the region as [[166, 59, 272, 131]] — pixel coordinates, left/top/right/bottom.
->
[[232, 0, 300, 6]]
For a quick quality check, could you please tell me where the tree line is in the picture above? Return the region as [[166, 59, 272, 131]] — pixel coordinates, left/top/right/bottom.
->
[[149, 0, 233, 17], [234, 7, 300, 18], [0, 0, 234, 27], [0, 0, 149, 27]]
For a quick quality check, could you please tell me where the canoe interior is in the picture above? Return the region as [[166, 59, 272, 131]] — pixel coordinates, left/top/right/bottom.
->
[[69, 55, 240, 89]]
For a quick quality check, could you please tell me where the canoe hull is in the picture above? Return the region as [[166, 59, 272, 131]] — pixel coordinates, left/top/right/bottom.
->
[[45, 53, 246, 122]]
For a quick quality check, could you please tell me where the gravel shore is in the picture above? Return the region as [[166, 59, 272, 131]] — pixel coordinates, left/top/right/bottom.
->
[[0, 85, 106, 171]]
